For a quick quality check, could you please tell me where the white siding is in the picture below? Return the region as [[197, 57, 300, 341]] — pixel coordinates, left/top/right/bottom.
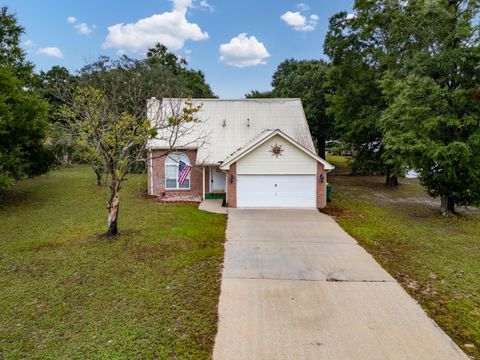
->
[[236, 135, 317, 175]]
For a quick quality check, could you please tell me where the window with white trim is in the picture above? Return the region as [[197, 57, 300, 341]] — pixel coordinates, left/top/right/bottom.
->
[[165, 152, 190, 189]]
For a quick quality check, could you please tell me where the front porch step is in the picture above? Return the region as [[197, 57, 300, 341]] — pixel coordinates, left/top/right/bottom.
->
[[199, 199, 228, 214], [205, 193, 226, 200]]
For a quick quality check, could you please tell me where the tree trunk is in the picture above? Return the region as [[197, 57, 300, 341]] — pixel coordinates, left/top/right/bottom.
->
[[107, 184, 120, 236], [385, 166, 399, 187], [440, 195, 456, 215], [317, 134, 326, 159], [385, 174, 399, 187], [94, 167, 102, 186]]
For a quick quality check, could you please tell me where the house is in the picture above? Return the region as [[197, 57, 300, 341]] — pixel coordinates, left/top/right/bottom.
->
[[146, 98, 334, 208]]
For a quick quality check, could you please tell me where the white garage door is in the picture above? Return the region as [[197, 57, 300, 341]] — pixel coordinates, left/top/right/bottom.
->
[[237, 175, 316, 208]]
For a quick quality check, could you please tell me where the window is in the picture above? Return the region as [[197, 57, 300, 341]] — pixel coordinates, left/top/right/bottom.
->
[[165, 152, 191, 189]]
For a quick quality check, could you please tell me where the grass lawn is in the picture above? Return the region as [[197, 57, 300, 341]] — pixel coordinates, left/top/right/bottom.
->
[[0, 166, 226, 359], [326, 155, 480, 359]]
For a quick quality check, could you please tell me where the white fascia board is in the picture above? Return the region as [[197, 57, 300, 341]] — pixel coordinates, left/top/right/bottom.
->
[[220, 129, 335, 171]]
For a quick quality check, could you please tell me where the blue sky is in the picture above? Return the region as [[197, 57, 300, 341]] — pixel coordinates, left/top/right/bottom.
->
[[4, 0, 353, 98]]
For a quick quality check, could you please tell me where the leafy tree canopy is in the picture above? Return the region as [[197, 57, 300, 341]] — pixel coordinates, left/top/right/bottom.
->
[[245, 90, 274, 98], [0, 6, 34, 81], [146, 43, 216, 98], [380, 0, 480, 213], [382, 74, 480, 213], [326, 0, 480, 211], [0, 67, 52, 191], [246, 59, 332, 157], [272, 59, 333, 157]]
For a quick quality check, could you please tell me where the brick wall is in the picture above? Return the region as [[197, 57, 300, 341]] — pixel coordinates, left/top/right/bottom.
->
[[148, 149, 203, 197], [227, 162, 237, 208], [316, 162, 327, 209]]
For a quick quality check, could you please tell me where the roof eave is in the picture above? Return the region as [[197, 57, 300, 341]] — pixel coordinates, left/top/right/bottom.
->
[[220, 129, 335, 171]]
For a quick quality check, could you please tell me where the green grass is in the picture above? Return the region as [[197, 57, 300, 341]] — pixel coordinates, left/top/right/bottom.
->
[[326, 155, 480, 359], [0, 166, 226, 359]]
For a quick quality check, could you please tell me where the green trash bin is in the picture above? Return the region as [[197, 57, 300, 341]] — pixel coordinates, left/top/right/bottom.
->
[[326, 183, 332, 202]]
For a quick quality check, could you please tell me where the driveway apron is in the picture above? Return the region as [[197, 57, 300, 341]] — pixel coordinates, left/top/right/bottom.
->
[[213, 209, 468, 360]]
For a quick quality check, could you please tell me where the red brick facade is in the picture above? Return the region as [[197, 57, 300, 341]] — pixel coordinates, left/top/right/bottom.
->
[[148, 151, 327, 208], [148, 149, 203, 197], [316, 162, 327, 209], [226, 163, 237, 208]]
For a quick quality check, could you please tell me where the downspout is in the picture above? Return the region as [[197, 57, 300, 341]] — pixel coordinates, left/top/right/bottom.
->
[[225, 170, 228, 206], [148, 150, 153, 195]]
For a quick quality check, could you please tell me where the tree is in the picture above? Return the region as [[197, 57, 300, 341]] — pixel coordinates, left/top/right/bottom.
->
[[146, 43, 215, 98], [0, 67, 52, 191], [382, 76, 480, 214], [245, 90, 274, 98], [381, 0, 480, 214], [273, 59, 332, 158], [0, 6, 33, 81], [180, 69, 216, 98], [33, 66, 79, 165], [247, 59, 332, 158], [324, 53, 386, 178], [146, 43, 188, 71], [61, 57, 204, 236], [0, 7, 53, 191], [324, 1, 414, 185]]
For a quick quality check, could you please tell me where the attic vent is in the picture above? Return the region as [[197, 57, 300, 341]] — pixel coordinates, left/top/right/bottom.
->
[[222, 119, 226, 127], [247, 118, 250, 127]]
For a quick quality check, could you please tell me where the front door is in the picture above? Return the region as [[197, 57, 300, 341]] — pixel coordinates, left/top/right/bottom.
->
[[210, 167, 226, 193]]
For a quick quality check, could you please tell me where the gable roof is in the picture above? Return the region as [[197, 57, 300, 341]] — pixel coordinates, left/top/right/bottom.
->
[[146, 98, 316, 165], [219, 129, 335, 171]]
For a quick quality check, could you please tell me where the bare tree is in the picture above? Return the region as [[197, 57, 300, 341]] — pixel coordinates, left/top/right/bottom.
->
[[58, 57, 205, 236]]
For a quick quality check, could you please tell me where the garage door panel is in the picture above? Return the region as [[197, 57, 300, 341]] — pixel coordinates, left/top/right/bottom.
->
[[237, 175, 316, 208]]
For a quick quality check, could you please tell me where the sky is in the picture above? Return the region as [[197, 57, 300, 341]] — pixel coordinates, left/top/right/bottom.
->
[[4, 0, 353, 98]]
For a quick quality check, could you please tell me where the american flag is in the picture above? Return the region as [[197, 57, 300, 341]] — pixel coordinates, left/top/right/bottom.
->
[[178, 160, 192, 184]]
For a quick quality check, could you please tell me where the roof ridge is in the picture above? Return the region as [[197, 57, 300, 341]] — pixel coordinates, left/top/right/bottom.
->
[[156, 98, 302, 102]]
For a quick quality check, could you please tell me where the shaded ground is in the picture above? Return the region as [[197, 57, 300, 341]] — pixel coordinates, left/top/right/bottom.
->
[[325, 155, 480, 359], [0, 166, 226, 359]]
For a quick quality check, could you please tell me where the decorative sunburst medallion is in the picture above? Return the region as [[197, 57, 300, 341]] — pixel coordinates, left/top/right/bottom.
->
[[270, 143, 284, 158]]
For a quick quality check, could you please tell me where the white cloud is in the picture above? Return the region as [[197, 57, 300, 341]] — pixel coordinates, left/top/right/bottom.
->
[[67, 16, 96, 35], [346, 13, 355, 20], [219, 33, 270, 68], [76, 22, 96, 35], [23, 39, 35, 47], [297, 3, 310, 11], [103, 0, 208, 53], [281, 10, 318, 32], [198, 0, 215, 12], [37, 47, 64, 58]]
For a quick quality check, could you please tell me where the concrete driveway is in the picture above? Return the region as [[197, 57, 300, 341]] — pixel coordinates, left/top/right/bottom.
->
[[213, 209, 468, 360]]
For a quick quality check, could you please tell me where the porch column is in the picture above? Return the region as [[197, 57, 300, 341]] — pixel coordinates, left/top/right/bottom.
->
[[202, 166, 205, 200]]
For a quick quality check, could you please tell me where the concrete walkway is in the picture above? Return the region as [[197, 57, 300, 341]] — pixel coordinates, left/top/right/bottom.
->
[[199, 199, 228, 214], [213, 209, 468, 360]]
